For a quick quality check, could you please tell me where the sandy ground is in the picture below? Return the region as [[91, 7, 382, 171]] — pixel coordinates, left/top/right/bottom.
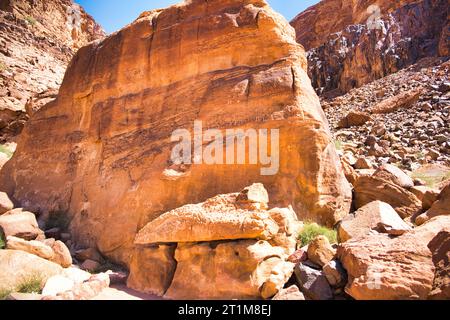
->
[[92, 284, 165, 300]]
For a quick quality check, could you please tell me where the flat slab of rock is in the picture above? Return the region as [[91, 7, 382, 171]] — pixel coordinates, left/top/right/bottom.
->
[[372, 164, 414, 189], [337, 216, 450, 300], [0, 249, 62, 293], [135, 193, 279, 244], [338, 201, 412, 242]]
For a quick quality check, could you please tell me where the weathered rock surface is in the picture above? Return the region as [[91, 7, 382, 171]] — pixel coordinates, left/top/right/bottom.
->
[[0, 0, 104, 141], [307, 235, 336, 267], [0, 249, 63, 293], [166, 240, 294, 300], [6, 235, 54, 260], [292, 0, 449, 94], [0, 0, 351, 266], [354, 175, 422, 218], [416, 184, 450, 225], [50, 240, 72, 268], [0, 209, 44, 240], [337, 216, 450, 300], [410, 186, 440, 211], [126, 244, 177, 297], [324, 58, 450, 170], [338, 201, 412, 242], [294, 263, 333, 300], [129, 184, 300, 299], [338, 111, 373, 128], [372, 164, 414, 189], [272, 285, 305, 300], [323, 260, 347, 288], [135, 187, 279, 244], [427, 229, 450, 299], [0, 191, 13, 214]]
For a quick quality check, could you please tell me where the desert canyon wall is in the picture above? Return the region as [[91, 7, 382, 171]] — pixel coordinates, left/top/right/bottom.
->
[[0, 0, 352, 266], [0, 0, 104, 141], [291, 0, 449, 94]]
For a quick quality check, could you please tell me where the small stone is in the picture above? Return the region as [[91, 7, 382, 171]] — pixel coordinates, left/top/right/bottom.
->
[[272, 285, 306, 300], [323, 260, 347, 288], [354, 157, 373, 170], [307, 236, 336, 267], [0, 192, 14, 215], [81, 259, 101, 272], [294, 264, 333, 300]]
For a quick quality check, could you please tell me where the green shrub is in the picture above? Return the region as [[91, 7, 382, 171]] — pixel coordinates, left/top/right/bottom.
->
[[334, 140, 343, 151], [0, 144, 14, 159], [17, 274, 43, 294], [412, 170, 450, 188], [0, 234, 5, 249], [0, 289, 12, 300], [298, 222, 337, 247]]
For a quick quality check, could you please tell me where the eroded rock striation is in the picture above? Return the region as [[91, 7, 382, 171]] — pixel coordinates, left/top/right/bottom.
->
[[0, 0, 351, 265], [291, 0, 449, 94], [0, 0, 104, 141]]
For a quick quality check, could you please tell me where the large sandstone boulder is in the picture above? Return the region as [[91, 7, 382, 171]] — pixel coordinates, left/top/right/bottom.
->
[[354, 176, 422, 219], [372, 164, 414, 189], [337, 216, 450, 300], [428, 229, 450, 299], [126, 244, 177, 297], [338, 201, 412, 242], [0, 209, 44, 240], [166, 240, 294, 300], [135, 185, 279, 244], [0, 250, 63, 294], [0, 0, 351, 266], [129, 184, 300, 299]]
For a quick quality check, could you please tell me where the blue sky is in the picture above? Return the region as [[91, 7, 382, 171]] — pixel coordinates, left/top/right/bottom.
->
[[76, 0, 319, 34]]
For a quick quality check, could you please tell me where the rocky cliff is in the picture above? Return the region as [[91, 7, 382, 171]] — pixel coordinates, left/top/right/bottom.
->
[[291, 0, 449, 95], [0, 0, 104, 141], [0, 0, 351, 266]]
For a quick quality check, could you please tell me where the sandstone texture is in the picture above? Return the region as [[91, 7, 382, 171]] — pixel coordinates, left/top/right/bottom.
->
[[324, 58, 450, 170], [291, 0, 448, 94], [0, 0, 104, 141], [338, 201, 412, 242], [417, 184, 450, 225], [337, 216, 450, 300], [0, 0, 351, 267], [129, 184, 300, 300], [0, 249, 63, 293], [428, 229, 450, 299]]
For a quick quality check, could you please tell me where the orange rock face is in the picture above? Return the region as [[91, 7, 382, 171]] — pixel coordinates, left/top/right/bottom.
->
[[0, 0, 351, 265], [290, 0, 420, 50]]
